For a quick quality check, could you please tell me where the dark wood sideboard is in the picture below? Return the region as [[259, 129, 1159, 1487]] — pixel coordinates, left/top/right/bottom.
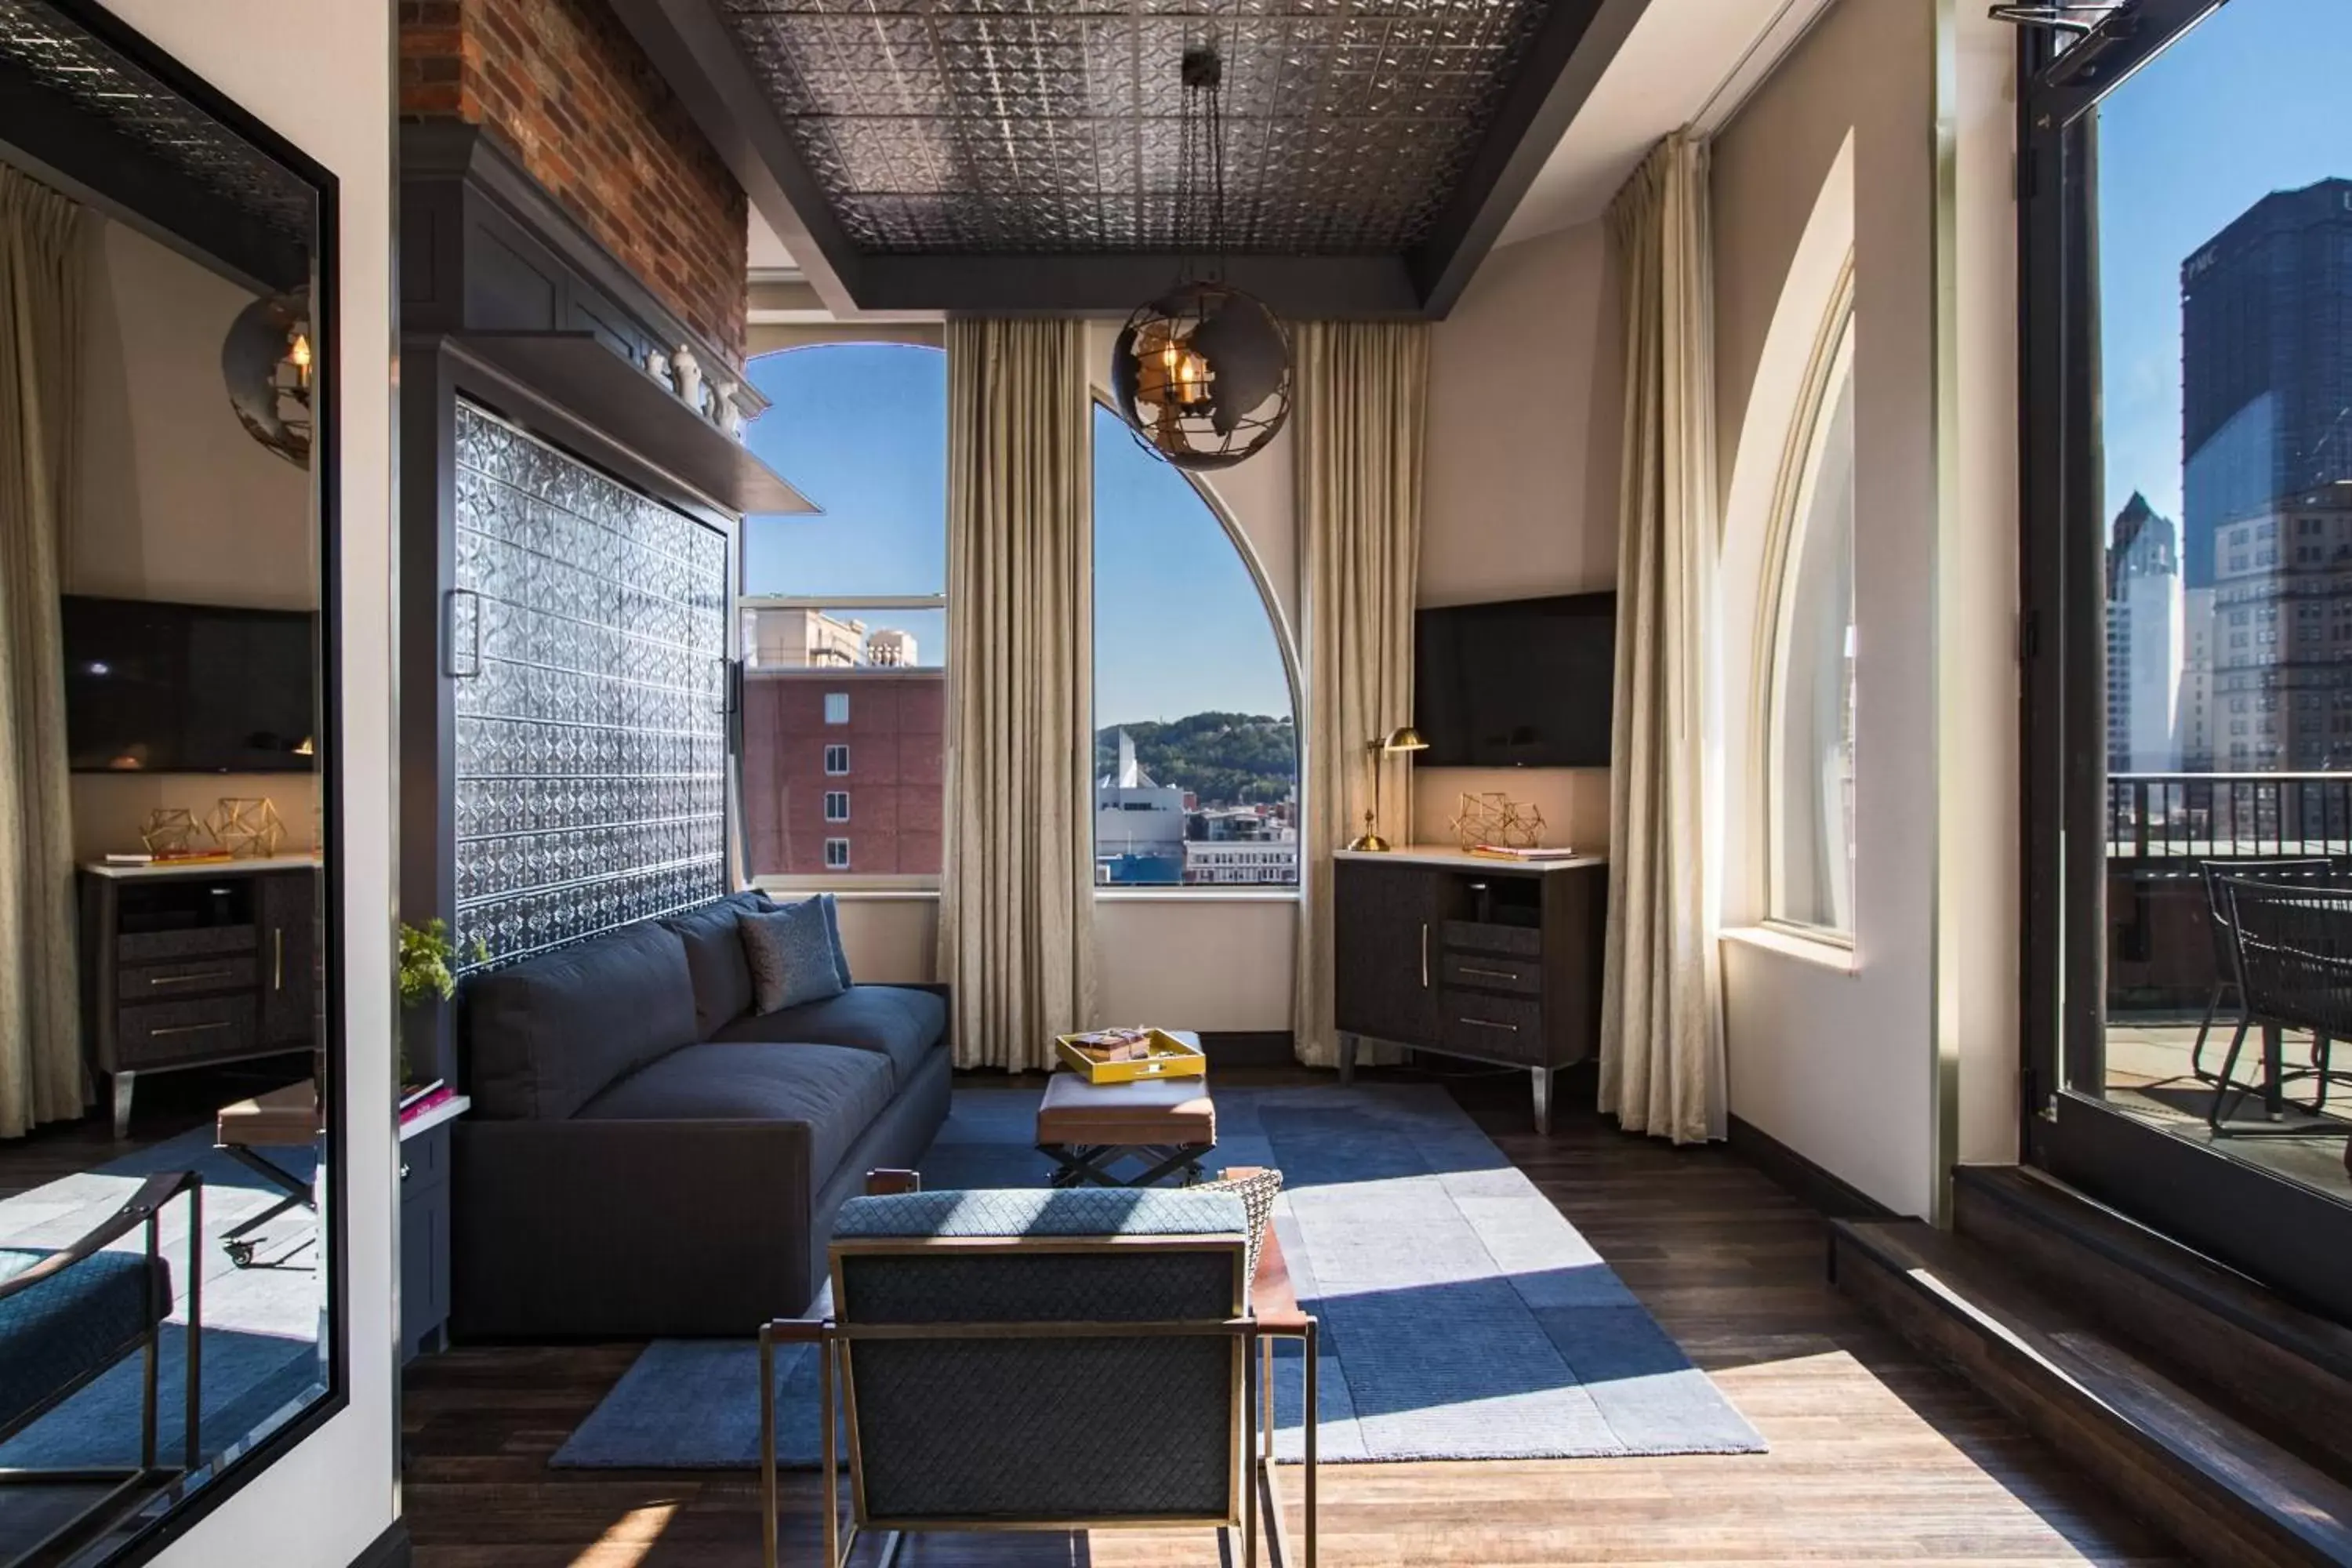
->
[[1333, 847, 1608, 1134], [79, 855, 321, 1138]]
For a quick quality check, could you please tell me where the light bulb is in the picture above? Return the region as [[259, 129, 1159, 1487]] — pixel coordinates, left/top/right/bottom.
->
[[287, 331, 313, 389]]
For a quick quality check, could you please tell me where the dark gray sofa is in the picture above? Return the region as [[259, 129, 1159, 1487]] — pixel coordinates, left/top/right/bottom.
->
[[449, 891, 951, 1338]]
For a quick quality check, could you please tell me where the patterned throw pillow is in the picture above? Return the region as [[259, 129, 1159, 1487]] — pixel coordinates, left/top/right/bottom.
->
[[1198, 1167, 1284, 1294], [753, 891, 853, 990], [739, 899, 848, 1014]]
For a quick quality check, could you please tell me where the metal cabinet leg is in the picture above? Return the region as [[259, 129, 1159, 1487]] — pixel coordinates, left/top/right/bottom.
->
[[1338, 1034, 1358, 1087], [1530, 1066, 1554, 1137], [112, 1072, 136, 1140]]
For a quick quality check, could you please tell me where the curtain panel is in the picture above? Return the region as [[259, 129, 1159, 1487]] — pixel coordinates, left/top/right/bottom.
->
[[1292, 321, 1431, 1069], [937, 318, 1095, 1070], [0, 166, 84, 1138], [1599, 131, 1727, 1144]]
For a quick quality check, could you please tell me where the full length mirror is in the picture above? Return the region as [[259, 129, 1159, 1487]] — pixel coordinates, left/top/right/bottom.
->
[[0, 2, 341, 1562]]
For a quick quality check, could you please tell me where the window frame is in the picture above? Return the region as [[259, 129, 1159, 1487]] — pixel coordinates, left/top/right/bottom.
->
[[1757, 260, 1859, 946], [824, 742, 850, 775], [2016, 0, 2352, 1320], [824, 837, 851, 870], [823, 789, 851, 822]]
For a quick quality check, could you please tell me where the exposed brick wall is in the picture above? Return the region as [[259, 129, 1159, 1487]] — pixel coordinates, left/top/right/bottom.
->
[[399, 0, 748, 365]]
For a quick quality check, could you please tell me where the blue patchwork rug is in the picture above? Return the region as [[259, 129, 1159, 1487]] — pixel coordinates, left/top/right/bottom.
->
[[552, 1083, 1765, 1467]]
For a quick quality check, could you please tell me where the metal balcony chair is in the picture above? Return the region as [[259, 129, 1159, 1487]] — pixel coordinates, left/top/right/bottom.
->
[[2211, 876, 2352, 1136], [760, 1178, 1317, 1568], [2193, 858, 2335, 1083], [0, 1170, 201, 1566]]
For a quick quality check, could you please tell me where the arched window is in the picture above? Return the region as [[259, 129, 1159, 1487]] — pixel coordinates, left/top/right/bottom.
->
[[1765, 288, 1857, 935], [739, 342, 947, 883], [1092, 405, 1299, 888]]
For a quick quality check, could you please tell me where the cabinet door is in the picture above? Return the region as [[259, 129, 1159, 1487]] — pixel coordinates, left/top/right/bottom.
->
[[1333, 859, 1442, 1046], [258, 870, 320, 1049]]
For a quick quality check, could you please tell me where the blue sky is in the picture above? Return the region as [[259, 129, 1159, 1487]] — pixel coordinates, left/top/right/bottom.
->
[[742, 343, 1292, 726], [2097, 0, 2350, 532]]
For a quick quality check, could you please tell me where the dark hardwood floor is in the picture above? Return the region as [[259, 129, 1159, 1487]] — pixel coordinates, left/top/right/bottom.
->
[[400, 1067, 2185, 1566]]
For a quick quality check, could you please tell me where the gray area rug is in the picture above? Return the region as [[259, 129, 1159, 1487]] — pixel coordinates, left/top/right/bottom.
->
[[553, 1083, 1765, 1467], [0, 1124, 324, 1468]]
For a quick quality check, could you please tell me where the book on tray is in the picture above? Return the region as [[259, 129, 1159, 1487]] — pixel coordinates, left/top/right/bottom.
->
[[1063, 1026, 1160, 1063], [399, 1081, 455, 1122], [1469, 844, 1581, 862]]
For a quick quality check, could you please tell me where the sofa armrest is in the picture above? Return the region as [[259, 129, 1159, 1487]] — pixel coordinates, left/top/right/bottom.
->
[[451, 1118, 820, 1339]]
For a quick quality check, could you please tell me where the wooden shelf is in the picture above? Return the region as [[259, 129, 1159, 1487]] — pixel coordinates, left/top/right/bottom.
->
[[455, 332, 815, 516]]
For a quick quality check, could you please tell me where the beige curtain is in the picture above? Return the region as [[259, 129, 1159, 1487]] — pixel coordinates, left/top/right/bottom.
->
[[1599, 132, 1725, 1144], [1291, 321, 1430, 1069], [937, 318, 1094, 1070], [0, 168, 84, 1138]]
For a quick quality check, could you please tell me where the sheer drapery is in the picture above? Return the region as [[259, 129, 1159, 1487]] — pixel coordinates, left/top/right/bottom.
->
[[936, 318, 1094, 1069], [1599, 132, 1727, 1144], [1291, 321, 1429, 1068], [0, 166, 84, 1138]]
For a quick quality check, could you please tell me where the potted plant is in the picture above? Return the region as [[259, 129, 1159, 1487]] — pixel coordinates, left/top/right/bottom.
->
[[397, 919, 483, 1087]]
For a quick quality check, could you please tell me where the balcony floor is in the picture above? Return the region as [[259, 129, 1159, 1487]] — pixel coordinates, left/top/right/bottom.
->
[[2105, 1022, 2352, 1206]]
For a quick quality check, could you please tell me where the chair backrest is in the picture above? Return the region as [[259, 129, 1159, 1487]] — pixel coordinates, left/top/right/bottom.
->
[[2200, 858, 2336, 973], [828, 1188, 1249, 1528], [2220, 877, 2352, 1038]]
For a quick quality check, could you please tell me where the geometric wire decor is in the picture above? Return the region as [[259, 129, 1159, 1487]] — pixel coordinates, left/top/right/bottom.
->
[[450, 401, 731, 971], [718, 0, 1555, 255]]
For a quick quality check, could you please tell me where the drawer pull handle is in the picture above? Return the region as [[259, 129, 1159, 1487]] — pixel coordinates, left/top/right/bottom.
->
[[1420, 923, 1430, 989], [274, 927, 284, 991], [149, 969, 233, 987], [1458, 965, 1519, 982], [1457, 1016, 1520, 1033], [147, 1021, 230, 1039]]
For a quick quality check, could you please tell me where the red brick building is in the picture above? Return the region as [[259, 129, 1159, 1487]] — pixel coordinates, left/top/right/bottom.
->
[[742, 669, 945, 877]]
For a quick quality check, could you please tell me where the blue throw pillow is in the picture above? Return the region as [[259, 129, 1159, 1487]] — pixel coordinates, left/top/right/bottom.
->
[[816, 893, 854, 989], [739, 899, 848, 1014]]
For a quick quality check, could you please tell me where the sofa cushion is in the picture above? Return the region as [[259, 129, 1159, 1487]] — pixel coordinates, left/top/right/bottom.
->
[[0, 1248, 169, 1435], [463, 922, 700, 1121], [575, 1042, 894, 1183], [741, 901, 848, 1013], [659, 891, 769, 1038], [710, 985, 946, 1087]]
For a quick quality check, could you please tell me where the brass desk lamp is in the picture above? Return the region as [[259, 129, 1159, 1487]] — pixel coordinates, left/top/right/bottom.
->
[[1345, 725, 1428, 851]]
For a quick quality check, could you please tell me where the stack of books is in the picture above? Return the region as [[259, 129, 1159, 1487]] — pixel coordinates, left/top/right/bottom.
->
[[1469, 844, 1581, 862], [399, 1079, 455, 1125]]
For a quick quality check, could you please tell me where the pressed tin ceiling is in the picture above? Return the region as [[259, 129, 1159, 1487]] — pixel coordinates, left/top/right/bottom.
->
[[615, 0, 1654, 316], [719, 0, 1554, 256]]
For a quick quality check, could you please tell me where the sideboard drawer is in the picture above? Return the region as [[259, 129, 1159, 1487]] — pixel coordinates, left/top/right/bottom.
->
[[118, 924, 258, 966], [115, 996, 258, 1068], [1441, 920, 1542, 958], [118, 955, 258, 1002], [1439, 993, 1544, 1062], [1440, 950, 1541, 996]]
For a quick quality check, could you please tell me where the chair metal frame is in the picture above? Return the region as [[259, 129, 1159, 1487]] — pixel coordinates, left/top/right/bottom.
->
[[0, 1170, 202, 1567], [760, 1177, 1318, 1568], [2192, 858, 2336, 1084], [2210, 876, 2352, 1138]]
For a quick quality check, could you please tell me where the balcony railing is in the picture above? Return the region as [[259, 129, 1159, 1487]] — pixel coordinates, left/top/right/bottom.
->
[[2107, 772, 2352, 862]]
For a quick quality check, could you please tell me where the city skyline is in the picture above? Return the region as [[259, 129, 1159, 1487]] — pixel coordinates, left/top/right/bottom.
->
[[739, 343, 1297, 728]]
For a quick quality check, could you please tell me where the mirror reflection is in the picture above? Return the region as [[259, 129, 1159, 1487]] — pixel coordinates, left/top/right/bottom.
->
[[0, 4, 336, 1562]]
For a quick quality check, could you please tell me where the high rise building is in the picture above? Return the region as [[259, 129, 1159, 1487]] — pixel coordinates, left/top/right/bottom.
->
[[2180, 179, 2352, 589], [2105, 493, 2183, 775]]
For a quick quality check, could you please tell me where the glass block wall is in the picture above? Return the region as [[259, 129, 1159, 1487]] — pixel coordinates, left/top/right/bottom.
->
[[451, 401, 730, 970]]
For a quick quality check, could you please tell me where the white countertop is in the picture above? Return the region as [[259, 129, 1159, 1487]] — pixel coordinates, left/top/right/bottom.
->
[[82, 852, 322, 881], [1334, 845, 1606, 873]]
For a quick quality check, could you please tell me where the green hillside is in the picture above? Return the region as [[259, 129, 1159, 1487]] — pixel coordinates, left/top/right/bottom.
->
[[1096, 713, 1297, 807]]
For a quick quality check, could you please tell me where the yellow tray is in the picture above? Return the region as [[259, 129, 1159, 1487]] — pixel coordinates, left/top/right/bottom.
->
[[1054, 1028, 1207, 1084]]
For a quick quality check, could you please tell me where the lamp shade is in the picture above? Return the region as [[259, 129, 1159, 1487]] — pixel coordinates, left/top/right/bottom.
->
[[1111, 281, 1292, 471], [1381, 725, 1429, 753]]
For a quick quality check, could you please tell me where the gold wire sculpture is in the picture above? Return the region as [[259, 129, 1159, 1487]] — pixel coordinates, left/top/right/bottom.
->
[[1450, 791, 1547, 852], [205, 797, 286, 858], [139, 808, 205, 856]]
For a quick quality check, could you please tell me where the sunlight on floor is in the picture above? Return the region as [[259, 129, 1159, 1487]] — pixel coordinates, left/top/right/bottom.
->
[[569, 1500, 679, 1567]]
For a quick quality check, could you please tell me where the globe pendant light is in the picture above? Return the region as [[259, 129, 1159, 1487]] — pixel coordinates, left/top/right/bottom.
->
[[1111, 44, 1292, 471]]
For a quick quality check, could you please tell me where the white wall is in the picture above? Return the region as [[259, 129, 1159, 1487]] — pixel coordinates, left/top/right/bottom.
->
[[67, 217, 323, 861], [100, 0, 401, 1563], [1713, 0, 1939, 1217], [1416, 221, 1623, 855]]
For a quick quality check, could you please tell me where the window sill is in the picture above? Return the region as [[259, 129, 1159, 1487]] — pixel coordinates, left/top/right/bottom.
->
[[1093, 888, 1301, 905], [1719, 924, 1858, 974], [753, 877, 938, 901]]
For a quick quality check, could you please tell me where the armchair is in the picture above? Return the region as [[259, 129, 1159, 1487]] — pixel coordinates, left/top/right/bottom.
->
[[760, 1178, 1319, 1568], [0, 1170, 201, 1566]]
